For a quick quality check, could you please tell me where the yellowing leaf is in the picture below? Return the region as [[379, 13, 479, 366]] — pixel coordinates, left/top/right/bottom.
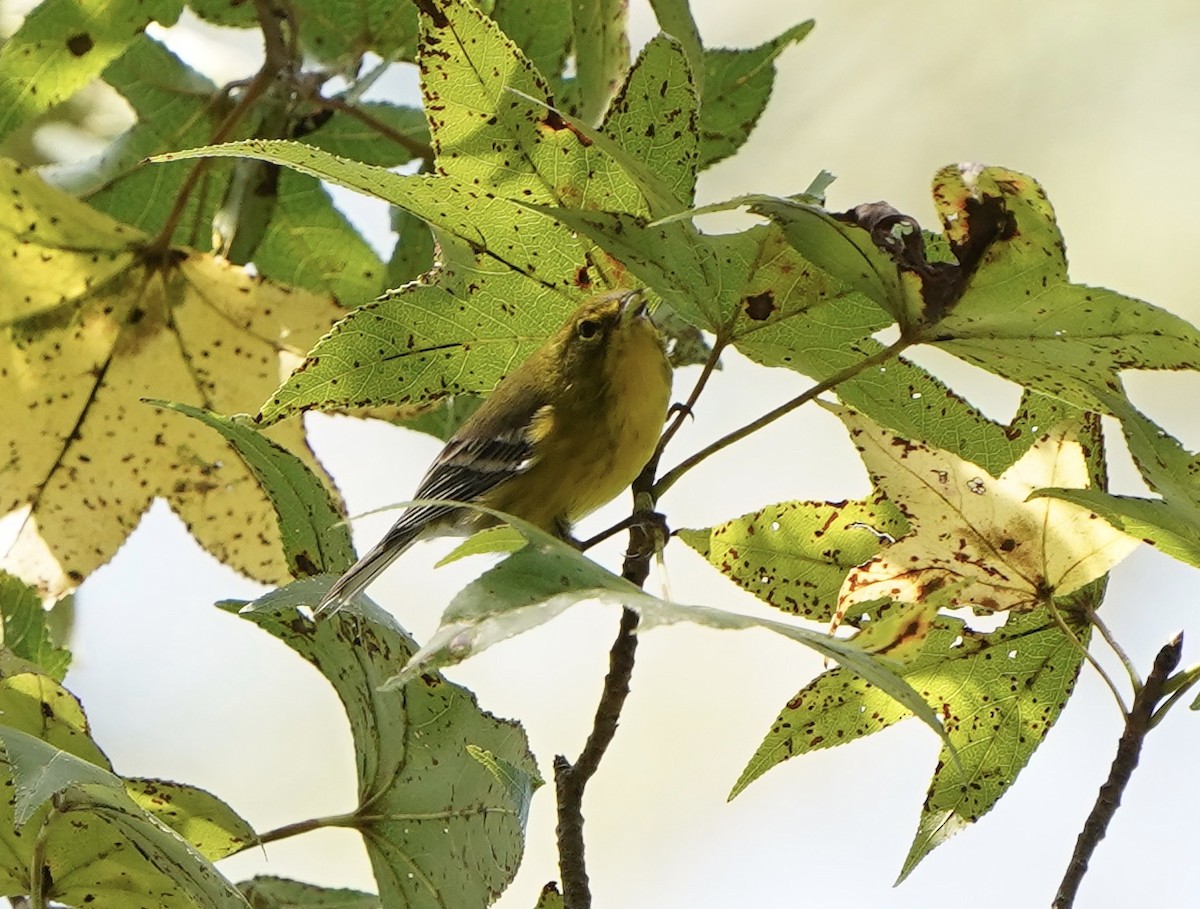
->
[[0, 159, 344, 597], [832, 405, 1137, 632]]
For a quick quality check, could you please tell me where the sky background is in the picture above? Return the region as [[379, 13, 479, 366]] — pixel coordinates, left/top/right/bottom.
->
[[5, 1, 1200, 907]]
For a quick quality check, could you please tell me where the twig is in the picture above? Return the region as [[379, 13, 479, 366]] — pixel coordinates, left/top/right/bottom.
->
[[147, 0, 296, 255], [311, 95, 436, 164], [554, 607, 640, 909], [1052, 632, 1183, 909], [653, 336, 911, 498]]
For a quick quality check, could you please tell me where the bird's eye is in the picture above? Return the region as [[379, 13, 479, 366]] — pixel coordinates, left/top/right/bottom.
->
[[577, 318, 600, 340]]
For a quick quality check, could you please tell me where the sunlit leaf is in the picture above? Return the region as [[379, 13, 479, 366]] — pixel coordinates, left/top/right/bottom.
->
[[677, 495, 909, 623], [0, 160, 343, 596], [151, 402, 354, 578], [832, 405, 1137, 646], [124, 778, 256, 862]]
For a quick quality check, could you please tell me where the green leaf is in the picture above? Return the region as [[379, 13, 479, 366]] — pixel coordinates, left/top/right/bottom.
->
[[380, 516, 950, 753], [152, 141, 587, 287], [570, 0, 629, 124], [150, 401, 354, 578], [239, 876, 382, 908], [51, 775, 252, 909], [491, 0, 573, 83], [0, 572, 71, 679], [732, 607, 1090, 884], [678, 495, 909, 623], [230, 581, 538, 909], [251, 170, 386, 305], [301, 102, 430, 169], [896, 607, 1092, 880], [292, 0, 419, 63], [602, 34, 699, 206], [416, 0, 643, 212], [1034, 394, 1200, 569], [698, 21, 814, 169], [918, 166, 1200, 409], [258, 280, 573, 421], [53, 35, 229, 251], [386, 207, 436, 288], [648, 0, 704, 93], [123, 778, 257, 862], [0, 0, 184, 144], [0, 673, 110, 775]]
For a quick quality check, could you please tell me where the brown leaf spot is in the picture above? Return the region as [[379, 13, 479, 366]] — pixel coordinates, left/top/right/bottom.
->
[[742, 291, 776, 321], [66, 33, 93, 56]]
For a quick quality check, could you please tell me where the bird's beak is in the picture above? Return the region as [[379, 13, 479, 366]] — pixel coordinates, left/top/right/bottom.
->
[[619, 288, 649, 323]]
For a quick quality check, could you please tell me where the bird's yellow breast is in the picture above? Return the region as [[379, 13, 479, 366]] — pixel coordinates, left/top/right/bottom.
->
[[483, 319, 671, 532]]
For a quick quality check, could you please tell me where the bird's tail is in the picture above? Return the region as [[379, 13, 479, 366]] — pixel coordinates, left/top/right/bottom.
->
[[315, 519, 425, 617]]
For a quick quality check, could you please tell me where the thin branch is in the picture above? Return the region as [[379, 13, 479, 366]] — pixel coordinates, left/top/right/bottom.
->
[[311, 94, 436, 164], [1052, 632, 1183, 909], [147, 0, 296, 255], [554, 607, 640, 909], [653, 336, 912, 498], [28, 801, 56, 909], [653, 336, 726, 461]]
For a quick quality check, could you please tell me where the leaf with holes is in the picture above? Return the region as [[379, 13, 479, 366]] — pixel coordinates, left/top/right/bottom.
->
[[831, 405, 1136, 649], [677, 495, 909, 623], [0, 160, 343, 597], [230, 580, 539, 909], [377, 515, 949, 750], [915, 165, 1200, 409]]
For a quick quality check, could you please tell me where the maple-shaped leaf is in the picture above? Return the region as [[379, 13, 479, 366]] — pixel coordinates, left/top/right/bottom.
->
[[830, 404, 1138, 640], [0, 159, 344, 598]]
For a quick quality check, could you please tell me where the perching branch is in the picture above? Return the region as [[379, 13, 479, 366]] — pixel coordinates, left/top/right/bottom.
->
[[1052, 632, 1183, 909], [653, 336, 912, 498], [554, 449, 667, 908]]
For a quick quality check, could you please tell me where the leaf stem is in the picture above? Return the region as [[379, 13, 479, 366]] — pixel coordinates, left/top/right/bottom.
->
[[29, 800, 58, 909], [1048, 602, 1129, 715], [244, 811, 360, 852], [653, 336, 911, 498], [1087, 607, 1144, 693], [1052, 632, 1182, 908]]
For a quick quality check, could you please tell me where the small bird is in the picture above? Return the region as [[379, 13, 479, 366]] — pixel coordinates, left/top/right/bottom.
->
[[317, 288, 673, 615]]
